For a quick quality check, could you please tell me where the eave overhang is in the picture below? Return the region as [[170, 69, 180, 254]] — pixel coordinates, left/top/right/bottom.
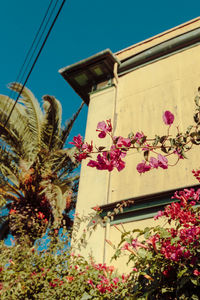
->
[[118, 27, 200, 75], [59, 49, 120, 105]]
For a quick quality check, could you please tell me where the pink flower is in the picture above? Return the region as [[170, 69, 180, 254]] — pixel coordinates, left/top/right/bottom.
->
[[174, 148, 184, 159], [87, 279, 95, 288], [136, 161, 151, 173], [82, 142, 93, 153], [162, 269, 171, 277], [193, 269, 200, 276], [108, 266, 115, 273], [158, 154, 168, 169], [134, 132, 145, 144], [122, 242, 130, 250], [49, 282, 57, 287], [162, 111, 174, 125], [146, 235, 159, 253], [75, 152, 88, 162], [96, 119, 112, 138], [116, 136, 131, 148], [154, 210, 164, 220], [113, 277, 119, 285], [87, 146, 126, 172], [69, 134, 83, 149], [132, 267, 138, 272], [149, 157, 159, 169]]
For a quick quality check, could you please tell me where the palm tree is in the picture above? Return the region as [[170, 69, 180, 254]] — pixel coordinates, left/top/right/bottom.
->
[[0, 83, 84, 244]]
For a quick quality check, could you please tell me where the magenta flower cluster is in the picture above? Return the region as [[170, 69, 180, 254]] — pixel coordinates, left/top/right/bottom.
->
[[118, 185, 200, 284], [136, 154, 168, 174], [70, 111, 175, 174]]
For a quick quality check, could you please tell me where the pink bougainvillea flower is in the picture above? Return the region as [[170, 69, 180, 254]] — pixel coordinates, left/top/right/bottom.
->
[[108, 266, 115, 273], [162, 269, 171, 277], [87, 279, 95, 288], [69, 134, 83, 149], [193, 269, 200, 276], [75, 152, 88, 162], [162, 110, 174, 125], [158, 154, 168, 169], [142, 144, 152, 151], [132, 267, 138, 272], [174, 148, 184, 159], [154, 210, 164, 220], [149, 157, 159, 169], [96, 119, 112, 138], [134, 132, 145, 144], [113, 277, 119, 285], [49, 282, 57, 288], [87, 146, 126, 172], [82, 142, 93, 152], [136, 161, 151, 174], [115, 136, 131, 148]]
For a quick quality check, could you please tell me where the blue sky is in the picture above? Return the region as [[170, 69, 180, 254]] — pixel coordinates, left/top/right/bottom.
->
[[1, 0, 200, 138]]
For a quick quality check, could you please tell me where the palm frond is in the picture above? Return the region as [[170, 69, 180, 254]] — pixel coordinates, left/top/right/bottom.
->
[[51, 147, 79, 175], [0, 94, 27, 126], [41, 95, 62, 150], [0, 146, 19, 183], [9, 83, 43, 153], [0, 188, 19, 202], [0, 121, 23, 158], [59, 101, 84, 148]]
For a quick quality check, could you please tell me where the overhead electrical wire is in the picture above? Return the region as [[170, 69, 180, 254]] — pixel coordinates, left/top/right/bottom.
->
[[4, 0, 55, 110], [16, 0, 60, 86], [3, 0, 66, 129]]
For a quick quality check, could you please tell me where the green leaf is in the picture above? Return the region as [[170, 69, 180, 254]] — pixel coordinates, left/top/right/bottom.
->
[[178, 268, 187, 278], [194, 95, 200, 107], [160, 136, 167, 144], [161, 146, 167, 153], [191, 278, 198, 285], [194, 113, 200, 124], [186, 125, 193, 134], [153, 135, 160, 146], [98, 146, 106, 151], [128, 132, 134, 139], [191, 295, 200, 300], [80, 292, 93, 300], [169, 138, 176, 147], [144, 150, 149, 161]]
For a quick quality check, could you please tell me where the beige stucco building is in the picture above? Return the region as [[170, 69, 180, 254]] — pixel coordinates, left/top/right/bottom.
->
[[59, 17, 200, 269]]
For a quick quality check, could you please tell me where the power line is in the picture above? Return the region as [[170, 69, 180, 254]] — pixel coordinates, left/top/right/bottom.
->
[[4, 0, 55, 109], [17, 0, 60, 85], [3, 0, 66, 128]]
